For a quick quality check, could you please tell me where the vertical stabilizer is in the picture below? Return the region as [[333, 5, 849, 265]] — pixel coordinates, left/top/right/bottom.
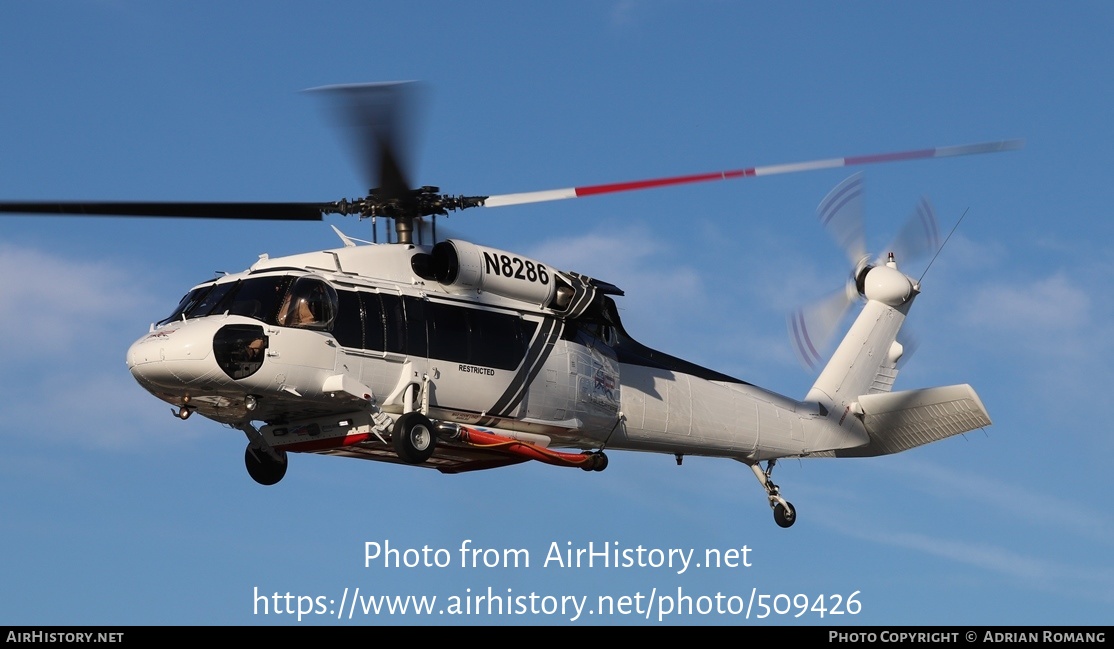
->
[[804, 261, 917, 412]]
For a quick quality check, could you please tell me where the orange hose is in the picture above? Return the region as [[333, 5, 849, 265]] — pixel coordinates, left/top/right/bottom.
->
[[457, 426, 594, 468]]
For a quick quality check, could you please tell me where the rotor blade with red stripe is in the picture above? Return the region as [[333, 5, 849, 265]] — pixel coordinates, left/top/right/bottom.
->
[[482, 139, 1023, 208]]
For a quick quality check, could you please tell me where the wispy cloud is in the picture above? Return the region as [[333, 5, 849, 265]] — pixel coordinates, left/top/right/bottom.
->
[[950, 237, 1114, 364], [0, 244, 156, 358], [610, 0, 640, 26], [870, 457, 1114, 543], [819, 510, 1114, 603], [883, 236, 1113, 447], [803, 451, 1114, 603], [0, 244, 185, 449], [11, 369, 199, 450], [967, 272, 1091, 340]]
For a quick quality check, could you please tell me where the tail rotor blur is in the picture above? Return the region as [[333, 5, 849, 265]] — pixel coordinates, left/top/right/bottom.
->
[[789, 175, 939, 371]]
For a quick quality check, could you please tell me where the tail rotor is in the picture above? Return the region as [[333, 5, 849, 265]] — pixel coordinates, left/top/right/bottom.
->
[[789, 174, 940, 371]]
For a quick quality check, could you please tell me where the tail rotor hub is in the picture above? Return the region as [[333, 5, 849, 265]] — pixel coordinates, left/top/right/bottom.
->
[[861, 259, 916, 306]]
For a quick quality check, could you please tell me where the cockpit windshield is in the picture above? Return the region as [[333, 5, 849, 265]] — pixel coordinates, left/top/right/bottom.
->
[[156, 275, 337, 330]]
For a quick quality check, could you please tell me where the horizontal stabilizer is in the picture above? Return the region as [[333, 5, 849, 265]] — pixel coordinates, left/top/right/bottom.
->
[[820, 384, 991, 458]]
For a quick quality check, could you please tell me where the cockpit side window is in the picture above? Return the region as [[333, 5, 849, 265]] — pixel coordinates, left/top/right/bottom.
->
[[277, 277, 337, 330], [157, 284, 214, 326], [187, 282, 237, 319], [223, 275, 291, 322]]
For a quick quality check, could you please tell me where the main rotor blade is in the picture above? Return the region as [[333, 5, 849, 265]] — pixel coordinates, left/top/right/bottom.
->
[[307, 82, 422, 200], [0, 201, 325, 220], [482, 140, 1023, 208]]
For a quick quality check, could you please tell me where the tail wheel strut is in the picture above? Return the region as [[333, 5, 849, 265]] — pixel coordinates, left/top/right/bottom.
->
[[750, 460, 796, 528]]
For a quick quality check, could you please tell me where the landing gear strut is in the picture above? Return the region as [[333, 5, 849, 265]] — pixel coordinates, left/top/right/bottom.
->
[[750, 460, 796, 528]]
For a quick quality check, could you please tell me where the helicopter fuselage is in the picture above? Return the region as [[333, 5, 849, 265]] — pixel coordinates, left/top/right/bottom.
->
[[127, 241, 859, 471], [2, 78, 1008, 526]]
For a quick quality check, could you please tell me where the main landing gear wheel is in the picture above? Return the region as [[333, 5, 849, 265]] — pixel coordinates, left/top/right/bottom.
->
[[393, 412, 437, 464], [773, 501, 796, 528], [245, 446, 287, 486]]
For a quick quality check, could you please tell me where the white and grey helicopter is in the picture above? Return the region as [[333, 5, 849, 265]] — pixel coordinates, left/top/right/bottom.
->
[[0, 83, 1019, 527]]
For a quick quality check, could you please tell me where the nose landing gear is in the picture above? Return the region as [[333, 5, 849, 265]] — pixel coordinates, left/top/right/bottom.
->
[[750, 460, 796, 528], [238, 422, 288, 486], [245, 445, 288, 486]]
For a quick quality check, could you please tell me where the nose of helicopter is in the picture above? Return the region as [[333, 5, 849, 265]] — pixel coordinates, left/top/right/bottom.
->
[[126, 320, 268, 391], [127, 321, 217, 391]]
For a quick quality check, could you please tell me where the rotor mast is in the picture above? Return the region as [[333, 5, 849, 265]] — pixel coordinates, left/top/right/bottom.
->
[[322, 186, 486, 244]]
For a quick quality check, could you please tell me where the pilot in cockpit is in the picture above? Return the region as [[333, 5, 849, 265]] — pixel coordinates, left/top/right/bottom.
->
[[277, 279, 333, 328]]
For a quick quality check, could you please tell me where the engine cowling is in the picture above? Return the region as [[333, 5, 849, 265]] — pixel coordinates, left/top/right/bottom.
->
[[414, 239, 607, 319], [429, 240, 555, 304]]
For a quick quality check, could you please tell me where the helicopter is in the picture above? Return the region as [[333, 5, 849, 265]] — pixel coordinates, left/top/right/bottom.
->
[[0, 83, 1019, 527]]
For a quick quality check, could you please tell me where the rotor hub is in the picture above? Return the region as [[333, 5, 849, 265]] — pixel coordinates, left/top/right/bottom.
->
[[861, 264, 915, 306], [324, 187, 487, 243]]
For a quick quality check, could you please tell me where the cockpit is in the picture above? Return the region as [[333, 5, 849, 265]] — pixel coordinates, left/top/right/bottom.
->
[[158, 274, 337, 330]]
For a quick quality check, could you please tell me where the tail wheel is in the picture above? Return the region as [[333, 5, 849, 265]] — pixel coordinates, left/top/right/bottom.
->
[[245, 446, 287, 486], [773, 501, 796, 528], [393, 412, 437, 464]]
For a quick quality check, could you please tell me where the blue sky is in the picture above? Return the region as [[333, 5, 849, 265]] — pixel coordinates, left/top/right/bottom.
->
[[1, 1, 1110, 626]]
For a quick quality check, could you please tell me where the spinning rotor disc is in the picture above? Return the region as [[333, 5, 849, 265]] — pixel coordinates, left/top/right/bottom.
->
[[0, 82, 1022, 246]]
